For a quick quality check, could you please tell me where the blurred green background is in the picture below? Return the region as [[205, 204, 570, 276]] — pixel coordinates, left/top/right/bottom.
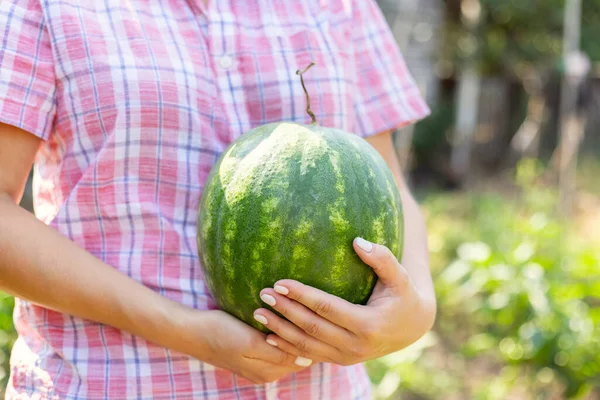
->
[[2, 0, 599, 398], [366, 159, 600, 399], [369, 0, 600, 398]]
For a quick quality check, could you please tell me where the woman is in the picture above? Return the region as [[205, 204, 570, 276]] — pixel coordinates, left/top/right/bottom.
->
[[0, 0, 436, 398]]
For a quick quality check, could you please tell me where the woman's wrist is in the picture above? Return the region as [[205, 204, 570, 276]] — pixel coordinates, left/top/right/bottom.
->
[[138, 297, 216, 361]]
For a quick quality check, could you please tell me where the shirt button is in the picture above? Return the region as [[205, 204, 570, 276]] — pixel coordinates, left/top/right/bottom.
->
[[219, 55, 233, 70]]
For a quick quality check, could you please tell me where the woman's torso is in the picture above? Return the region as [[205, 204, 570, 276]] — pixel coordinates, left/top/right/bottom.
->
[[7, 0, 371, 398]]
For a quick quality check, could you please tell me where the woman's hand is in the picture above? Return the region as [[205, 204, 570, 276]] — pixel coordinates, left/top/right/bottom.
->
[[251, 237, 436, 366], [172, 308, 311, 384]]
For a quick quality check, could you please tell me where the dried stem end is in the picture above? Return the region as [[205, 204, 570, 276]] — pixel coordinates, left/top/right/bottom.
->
[[296, 62, 317, 124]]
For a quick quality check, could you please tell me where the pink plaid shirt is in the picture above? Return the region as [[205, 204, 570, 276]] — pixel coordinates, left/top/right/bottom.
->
[[0, 0, 429, 398]]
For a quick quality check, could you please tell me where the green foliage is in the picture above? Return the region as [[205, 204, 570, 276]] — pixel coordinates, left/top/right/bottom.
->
[[367, 159, 600, 399], [442, 0, 600, 77], [582, 1, 600, 61], [411, 98, 454, 161], [0, 295, 15, 397]]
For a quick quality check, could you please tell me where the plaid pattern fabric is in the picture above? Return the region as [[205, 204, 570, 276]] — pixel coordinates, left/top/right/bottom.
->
[[0, 0, 429, 398]]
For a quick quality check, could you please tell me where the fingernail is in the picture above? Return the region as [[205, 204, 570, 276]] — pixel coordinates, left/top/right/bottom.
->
[[295, 357, 313, 367], [260, 293, 276, 306], [254, 314, 268, 325], [274, 285, 289, 295], [266, 339, 278, 347], [355, 237, 373, 253]]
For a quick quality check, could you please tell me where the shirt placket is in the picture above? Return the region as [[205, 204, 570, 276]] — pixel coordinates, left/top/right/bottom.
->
[[205, 2, 253, 143], [210, 10, 236, 76]]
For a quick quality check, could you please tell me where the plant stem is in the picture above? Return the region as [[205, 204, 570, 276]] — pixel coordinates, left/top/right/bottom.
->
[[296, 62, 317, 124]]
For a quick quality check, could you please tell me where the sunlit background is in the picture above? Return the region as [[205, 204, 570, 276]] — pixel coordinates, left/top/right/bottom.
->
[[2, 0, 599, 398]]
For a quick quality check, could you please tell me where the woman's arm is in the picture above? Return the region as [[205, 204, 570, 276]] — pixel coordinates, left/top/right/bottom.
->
[[0, 122, 193, 349], [365, 130, 436, 315]]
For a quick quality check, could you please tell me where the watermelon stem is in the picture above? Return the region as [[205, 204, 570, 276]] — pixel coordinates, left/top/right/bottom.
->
[[296, 62, 317, 125]]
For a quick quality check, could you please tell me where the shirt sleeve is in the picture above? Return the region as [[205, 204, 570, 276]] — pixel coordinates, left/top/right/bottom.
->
[[351, 0, 430, 138], [0, 0, 56, 140]]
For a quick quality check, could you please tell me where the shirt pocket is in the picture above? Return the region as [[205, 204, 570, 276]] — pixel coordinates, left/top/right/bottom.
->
[[243, 1, 356, 131], [262, 2, 354, 70]]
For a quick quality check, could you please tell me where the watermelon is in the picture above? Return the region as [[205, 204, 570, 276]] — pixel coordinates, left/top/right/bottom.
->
[[196, 64, 403, 333]]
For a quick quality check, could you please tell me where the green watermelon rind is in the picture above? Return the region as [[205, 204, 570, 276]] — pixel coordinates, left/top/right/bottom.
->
[[197, 122, 403, 333]]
